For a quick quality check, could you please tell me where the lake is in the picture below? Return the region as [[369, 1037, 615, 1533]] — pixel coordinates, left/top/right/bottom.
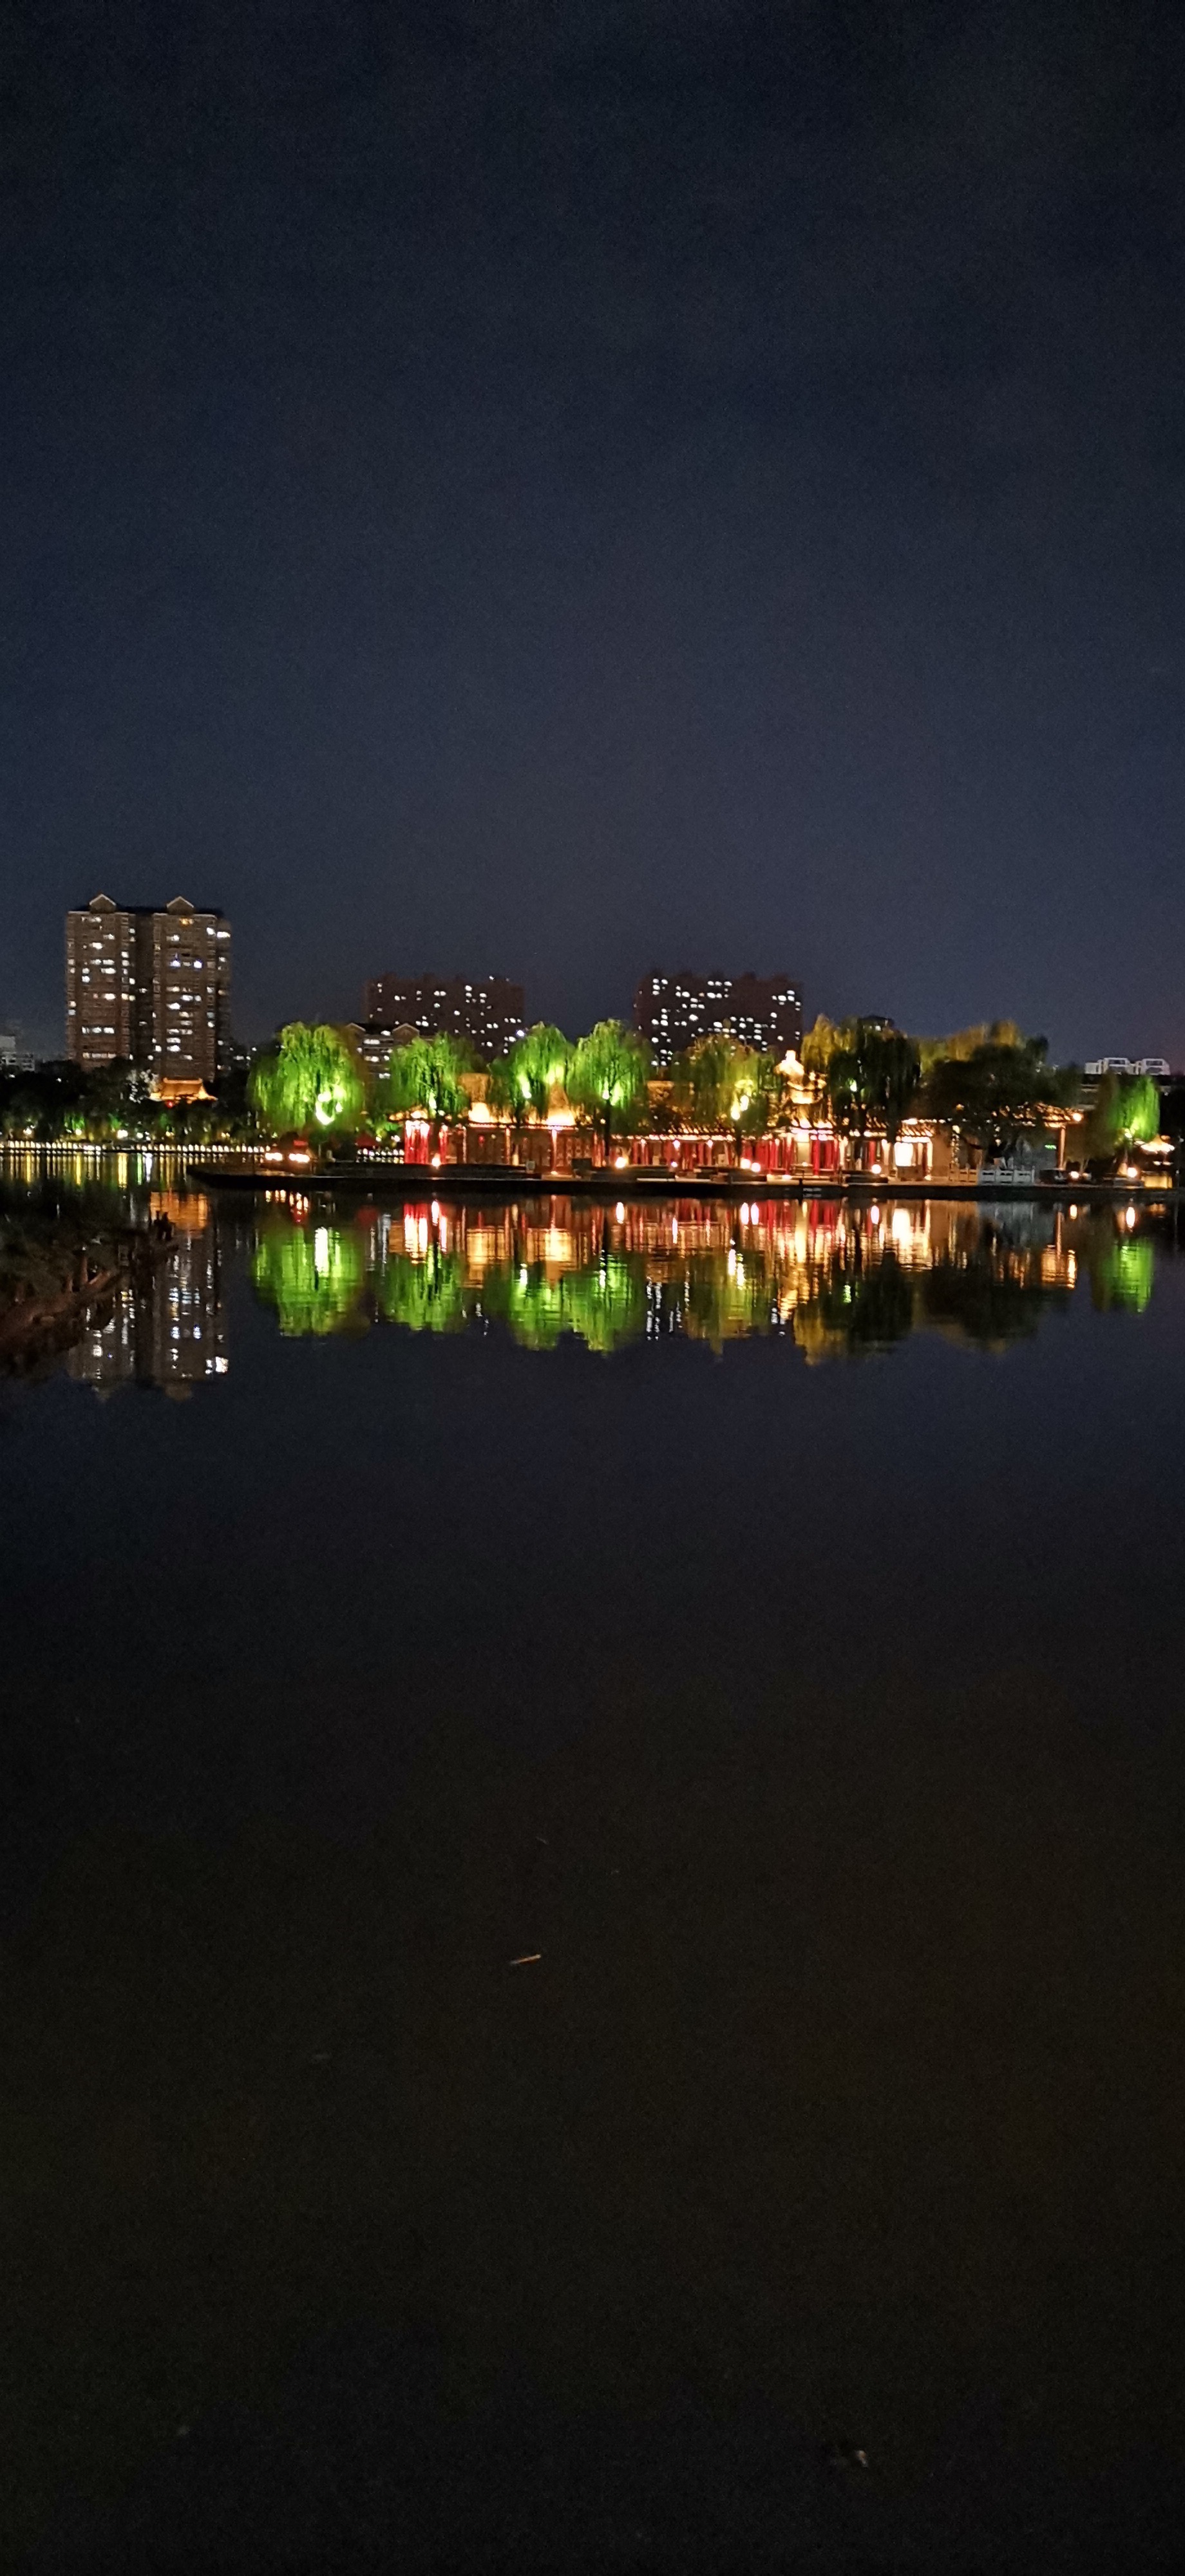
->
[[3, 1173, 1184, 2569]]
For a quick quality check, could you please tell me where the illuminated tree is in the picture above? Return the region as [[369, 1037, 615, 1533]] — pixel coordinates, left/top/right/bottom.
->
[[495, 1024, 570, 1120], [1081, 1072, 1161, 1170], [824, 1022, 920, 1158], [670, 1035, 782, 1160], [249, 1024, 366, 1138], [488, 1023, 570, 1160], [567, 1021, 650, 1163], [916, 1019, 1024, 1076], [383, 1034, 471, 1145]]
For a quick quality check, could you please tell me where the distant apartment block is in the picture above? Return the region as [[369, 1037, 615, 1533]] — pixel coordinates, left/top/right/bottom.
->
[[363, 972, 527, 1062], [0, 1025, 33, 1072], [66, 893, 231, 1088], [634, 971, 802, 1068], [1084, 1055, 1170, 1078]]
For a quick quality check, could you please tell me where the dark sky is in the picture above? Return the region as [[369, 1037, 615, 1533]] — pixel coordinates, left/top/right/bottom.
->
[[4, 0, 1184, 1056]]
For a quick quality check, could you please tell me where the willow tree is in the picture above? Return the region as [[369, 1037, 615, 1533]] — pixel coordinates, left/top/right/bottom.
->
[[488, 1023, 570, 1159], [567, 1021, 650, 1164], [1081, 1072, 1161, 1170], [916, 1019, 1025, 1077], [249, 1023, 366, 1138], [824, 1022, 920, 1159], [672, 1034, 781, 1160], [383, 1034, 472, 1150]]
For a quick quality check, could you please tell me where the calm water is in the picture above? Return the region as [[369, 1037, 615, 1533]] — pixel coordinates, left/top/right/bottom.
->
[[4, 1177, 1185, 2569]]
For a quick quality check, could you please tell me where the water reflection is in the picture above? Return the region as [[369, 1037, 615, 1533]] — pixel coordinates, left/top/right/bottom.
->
[[65, 1192, 227, 1398], [1, 1181, 1171, 1393], [247, 1196, 1158, 1359]]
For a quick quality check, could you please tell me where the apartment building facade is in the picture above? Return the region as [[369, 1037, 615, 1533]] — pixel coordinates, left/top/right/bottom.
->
[[66, 893, 231, 1088], [633, 970, 802, 1067], [363, 972, 526, 1061]]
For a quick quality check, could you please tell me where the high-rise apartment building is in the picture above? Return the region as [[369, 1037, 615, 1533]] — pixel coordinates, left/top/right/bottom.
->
[[633, 971, 802, 1067], [363, 972, 526, 1061], [66, 893, 231, 1087]]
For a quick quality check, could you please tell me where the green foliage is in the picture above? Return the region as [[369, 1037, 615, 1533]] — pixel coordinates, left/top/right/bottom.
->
[[249, 1024, 366, 1137], [823, 1021, 920, 1142], [251, 1220, 367, 1335], [1089, 1235, 1154, 1313], [376, 1244, 468, 1332], [480, 1253, 647, 1354], [916, 1020, 1024, 1076], [383, 1033, 471, 1126], [567, 1021, 650, 1158], [488, 1024, 571, 1127], [923, 1036, 1077, 1159], [800, 1015, 843, 1078], [669, 1036, 783, 1153], [1081, 1072, 1161, 1164], [0, 1059, 158, 1142]]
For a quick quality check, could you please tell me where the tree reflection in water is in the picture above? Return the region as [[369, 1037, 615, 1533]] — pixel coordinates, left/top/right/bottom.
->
[[251, 1220, 367, 1336], [245, 1197, 1165, 1358]]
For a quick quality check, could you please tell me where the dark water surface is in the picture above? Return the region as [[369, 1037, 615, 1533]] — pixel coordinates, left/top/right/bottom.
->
[[4, 1179, 1185, 2569]]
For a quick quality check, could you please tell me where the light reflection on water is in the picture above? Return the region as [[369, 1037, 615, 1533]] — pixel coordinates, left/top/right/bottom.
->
[[248, 1195, 1160, 1356], [2, 1178, 1168, 1391]]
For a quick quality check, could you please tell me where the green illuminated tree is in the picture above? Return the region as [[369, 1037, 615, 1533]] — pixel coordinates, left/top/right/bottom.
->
[[1080, 1072, 1161, 1170], [488, 1023, 570, 1160], [500, 1024, 570, 1119], [249, 1024, 366, 1139], [567, 1021, 650, 1164], [383, 1034, 471, 1146]]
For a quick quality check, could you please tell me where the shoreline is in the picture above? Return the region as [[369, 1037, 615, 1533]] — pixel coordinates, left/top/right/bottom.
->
[[1, 1146, 1174, 1207], [185, 1160, 1179, 1206]]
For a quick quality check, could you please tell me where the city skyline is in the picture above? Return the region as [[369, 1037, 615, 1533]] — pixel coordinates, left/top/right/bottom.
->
[[46, 891, 1179, 1075]]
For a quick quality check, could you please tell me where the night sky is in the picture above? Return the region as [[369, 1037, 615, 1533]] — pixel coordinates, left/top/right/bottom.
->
[[4, 0, 1184, 1058]]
